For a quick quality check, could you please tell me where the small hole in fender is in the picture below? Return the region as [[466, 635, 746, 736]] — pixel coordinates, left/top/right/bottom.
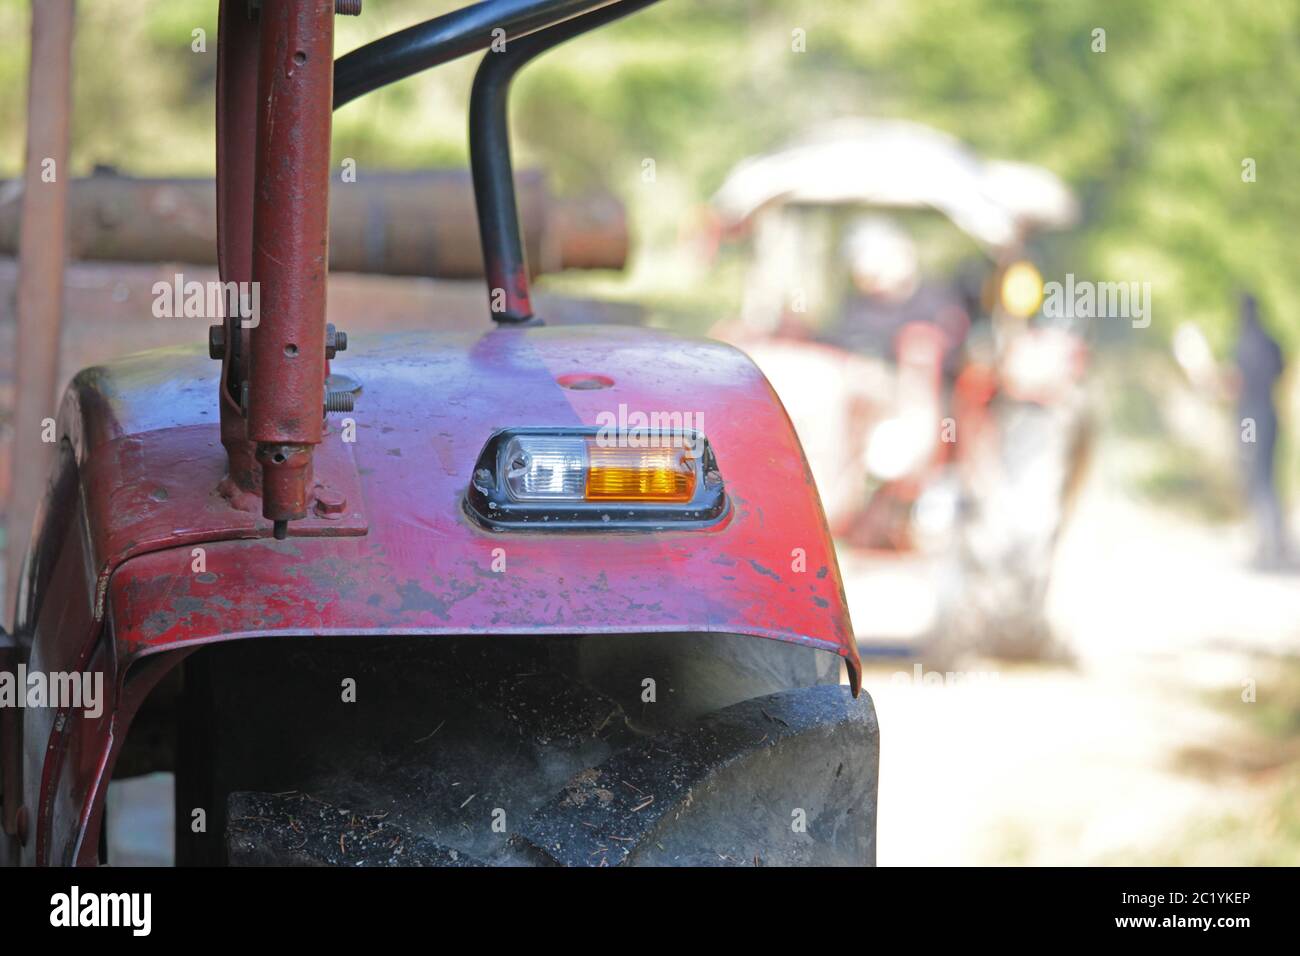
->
[[557, 373, 614, 391]]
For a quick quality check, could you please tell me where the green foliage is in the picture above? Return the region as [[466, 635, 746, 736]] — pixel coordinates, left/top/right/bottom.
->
[[0, 0, 1296, 347]]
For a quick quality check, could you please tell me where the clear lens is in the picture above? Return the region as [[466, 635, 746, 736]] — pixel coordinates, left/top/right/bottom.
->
[[502, 435, 588, 500]]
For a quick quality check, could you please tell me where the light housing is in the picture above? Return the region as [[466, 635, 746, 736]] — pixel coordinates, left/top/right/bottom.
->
[[466, 427, 727, 530]]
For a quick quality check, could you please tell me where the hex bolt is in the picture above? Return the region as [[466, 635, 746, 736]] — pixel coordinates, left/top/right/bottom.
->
[[208, 324, 226, 360], [325, 323, 349, 359], [335, 0, 362, 15]]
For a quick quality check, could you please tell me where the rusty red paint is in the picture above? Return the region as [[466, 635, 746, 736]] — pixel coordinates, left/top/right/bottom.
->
[[247, 0, 335, 523], [314, 486, 347, 516], [215, 0, 261, 494], [77, 428, 368, 621], [73, 648, 198, 866], [216, 1, 259, 297], [556, 372, 615, 390], [14, 323, 860, 865]]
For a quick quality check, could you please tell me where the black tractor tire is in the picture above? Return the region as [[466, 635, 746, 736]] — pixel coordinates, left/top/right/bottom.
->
[[174, 633, 878, 867]]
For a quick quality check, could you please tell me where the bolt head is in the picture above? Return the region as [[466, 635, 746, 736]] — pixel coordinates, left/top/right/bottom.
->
[[314, 488, 347, 517], [326, 325, 349, 358]]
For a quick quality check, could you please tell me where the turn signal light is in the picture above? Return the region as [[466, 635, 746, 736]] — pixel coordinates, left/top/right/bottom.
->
[[586, 444, 695, 502], [502, 435, 696, 503], [468, 428, 726, 530]]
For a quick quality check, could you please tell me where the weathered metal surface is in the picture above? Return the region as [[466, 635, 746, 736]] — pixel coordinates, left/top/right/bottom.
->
[[215, 0, 262, 501], [73, 420, 369, 620], [10, 436, 96, 864], [16, 323, 859, 864], [248, 0, 336, 527], [6, 0, 76, 621], [0, 172, 628, 278], [106, 328, 857, 668], [216, 3, 259, 295]]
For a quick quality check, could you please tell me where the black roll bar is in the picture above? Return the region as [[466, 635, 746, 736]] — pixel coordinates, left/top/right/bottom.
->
[[334, 0, 621, 109], [468, 0, 661, 323], [333, 0, 661, 326]]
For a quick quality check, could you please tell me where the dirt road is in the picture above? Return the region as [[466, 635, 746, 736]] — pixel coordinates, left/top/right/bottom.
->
[[859, 467, 1300, 865]]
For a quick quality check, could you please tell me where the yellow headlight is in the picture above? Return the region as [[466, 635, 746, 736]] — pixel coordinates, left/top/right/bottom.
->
[[1000, 261, 1044, 319]]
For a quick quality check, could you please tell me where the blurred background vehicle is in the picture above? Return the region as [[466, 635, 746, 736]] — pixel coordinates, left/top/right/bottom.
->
[[707, 118, 1090, 662]]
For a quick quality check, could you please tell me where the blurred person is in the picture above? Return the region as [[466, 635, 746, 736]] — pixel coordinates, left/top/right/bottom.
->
[[1235, 292, 1291, 569], [822, 216, 970, 372]]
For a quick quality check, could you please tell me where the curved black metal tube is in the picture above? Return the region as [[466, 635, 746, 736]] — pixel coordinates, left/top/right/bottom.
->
[[469, 0, 660, 323], [334, 0, 620, 109]]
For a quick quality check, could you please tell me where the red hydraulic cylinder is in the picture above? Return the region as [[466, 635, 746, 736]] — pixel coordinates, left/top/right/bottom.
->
[[248, 0, 336, 537], [215, 0, 261, 498]]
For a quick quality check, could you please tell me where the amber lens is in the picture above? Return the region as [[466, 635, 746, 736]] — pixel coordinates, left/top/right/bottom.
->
[[584, 441, 696, 502]]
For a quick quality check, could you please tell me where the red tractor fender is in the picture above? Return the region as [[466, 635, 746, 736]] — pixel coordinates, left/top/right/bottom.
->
[[9, 324, 860, 865]]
